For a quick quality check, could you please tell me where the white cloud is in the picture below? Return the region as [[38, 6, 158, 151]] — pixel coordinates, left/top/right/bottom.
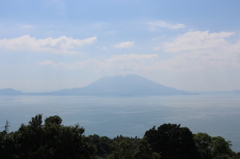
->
[[161, 31, 234, 53], [22, 25, 33, 29], [98, 46, 108, 50], [40, 31, 240, 73], [149, 21, 185, 31], [39, 60, 55, 66], [114, 41, 135, 48], [156, 31, 240, 71], [40, 54, 159, 71], [0, 35, 97, 54]]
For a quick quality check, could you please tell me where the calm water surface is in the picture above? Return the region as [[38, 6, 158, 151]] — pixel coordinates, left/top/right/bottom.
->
[[0, 94, 240, 151]]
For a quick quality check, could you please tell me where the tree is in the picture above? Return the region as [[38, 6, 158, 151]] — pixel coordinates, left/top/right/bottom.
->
[[211, 136, 234, 159], [88, 134, 113, 157], [194, 133, 236, 159], [45, 115, 62, 126], [134, 139, 161, 159], [194, 133, 213, 159], [1, 115, 239, 159], [0, 114, 96, 159], [107, 136, 159, 159], [144, 123, 200, 159]]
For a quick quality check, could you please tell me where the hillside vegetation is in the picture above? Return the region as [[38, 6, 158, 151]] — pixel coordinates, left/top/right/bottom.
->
[[1, 114, 239, 159]]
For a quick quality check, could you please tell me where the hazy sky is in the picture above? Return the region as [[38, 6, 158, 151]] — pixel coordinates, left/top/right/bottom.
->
[[1, 0, 240, 92]]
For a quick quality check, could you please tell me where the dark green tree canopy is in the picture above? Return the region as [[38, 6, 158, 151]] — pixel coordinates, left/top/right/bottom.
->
[[0, 114, 95, 159], [45, 115, 62, 126], [144, 123, 200, 159], [1, 115, 239, 159], [194, 132, 236, 159]]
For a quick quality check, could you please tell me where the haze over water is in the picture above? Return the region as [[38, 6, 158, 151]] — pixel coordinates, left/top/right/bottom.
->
[[1, 94, 240, 151]]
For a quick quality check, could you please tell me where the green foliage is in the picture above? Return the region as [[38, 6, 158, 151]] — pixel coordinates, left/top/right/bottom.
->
[[144, 123, 200, 159], [211, 136, 233, 158], [1, 115, 239, 159], [107, 136, 160, 159], [0, 114, 95, 159], [45, 115, 62, 126], [134, 139, 161, 159], [194, 132, 213, 159], [107, 139, 136, 159], [87, 134, 113, 158], [194, 132, 236, 159]]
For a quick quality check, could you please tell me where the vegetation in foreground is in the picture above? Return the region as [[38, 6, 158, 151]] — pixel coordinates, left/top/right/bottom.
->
[[0, 114, 240, 159]]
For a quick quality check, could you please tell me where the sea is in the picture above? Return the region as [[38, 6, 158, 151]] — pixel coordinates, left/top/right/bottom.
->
[[0, 94, 240, 152]]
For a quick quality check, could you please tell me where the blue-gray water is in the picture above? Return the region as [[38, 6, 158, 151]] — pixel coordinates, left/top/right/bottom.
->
[[0, 94, 240, 151]]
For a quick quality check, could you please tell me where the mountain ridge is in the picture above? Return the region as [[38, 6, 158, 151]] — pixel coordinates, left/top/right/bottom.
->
[[0, 88, 23, 95], [3, 75, 239, 96], [26, 74, 193, 96]]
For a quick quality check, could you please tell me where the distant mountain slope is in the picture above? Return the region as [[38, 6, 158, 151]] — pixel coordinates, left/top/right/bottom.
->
[[2, 76, 240, 96], [0, 88, 23, 95], [43, 74, 193, 96], [195, 90, 240, 95]]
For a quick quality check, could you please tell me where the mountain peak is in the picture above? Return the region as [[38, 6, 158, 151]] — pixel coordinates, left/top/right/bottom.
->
[[0, 88, 23, 95], [77, 74, 192, 96], [0, 75, 193, 96], [102, 74, 140, 79]]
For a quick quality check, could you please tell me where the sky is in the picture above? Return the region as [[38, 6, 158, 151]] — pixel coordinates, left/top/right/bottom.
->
[[0, 0, 240, 92]]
